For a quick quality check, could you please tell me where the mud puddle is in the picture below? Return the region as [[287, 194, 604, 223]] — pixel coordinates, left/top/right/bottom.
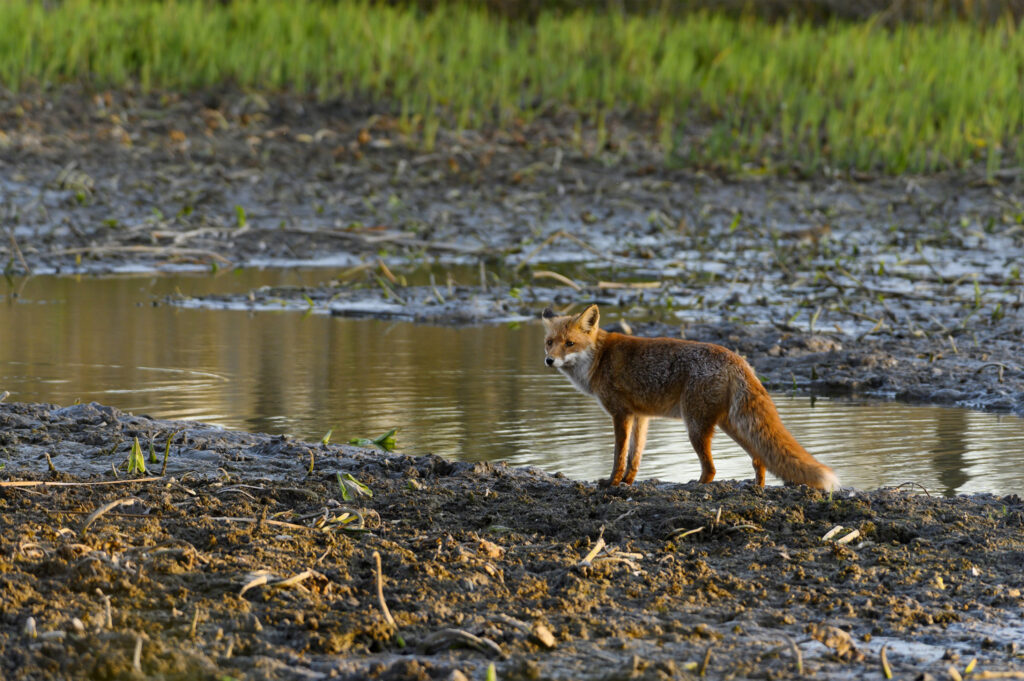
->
[[168, 252, 1024, 415], [2, 401, 1023, 681]]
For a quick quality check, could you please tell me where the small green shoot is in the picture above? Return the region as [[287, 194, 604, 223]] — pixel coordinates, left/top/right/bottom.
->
[[149, 440, 158, 464], [348, 428, 397, 451], [321, 429, 333, 445], [485, 663, 497, 681], [162, 430, 179, 476], [235, 204, 247, 228], [337, 472, 372, 501], [127, 437, 146, 475]]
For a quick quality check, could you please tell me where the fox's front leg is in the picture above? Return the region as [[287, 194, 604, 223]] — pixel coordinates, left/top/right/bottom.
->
[[623, 416, 649, 485], [605, 413, 635, 486]]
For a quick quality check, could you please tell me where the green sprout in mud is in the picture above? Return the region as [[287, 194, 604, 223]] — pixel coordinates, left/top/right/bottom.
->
[[337, 472, 372, 501], [162, 431, 178, 476], [321, 429, 333, 445], [235, 204, 247, 229], [126, 437, 146, 475], [348, 428, 397, 451]]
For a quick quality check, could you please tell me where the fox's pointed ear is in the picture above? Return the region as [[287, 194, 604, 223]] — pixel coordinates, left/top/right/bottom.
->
[[576, 304, 600, 333], [541, 307, 556, 328]]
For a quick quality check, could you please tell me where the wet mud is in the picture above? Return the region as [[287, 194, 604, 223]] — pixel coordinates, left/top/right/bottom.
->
[[3, 88, 1024, 284], [1, 401, 1023, 680]]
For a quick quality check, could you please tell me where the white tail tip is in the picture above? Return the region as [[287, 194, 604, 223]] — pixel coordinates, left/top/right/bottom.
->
[[820, 469, 841, 492]]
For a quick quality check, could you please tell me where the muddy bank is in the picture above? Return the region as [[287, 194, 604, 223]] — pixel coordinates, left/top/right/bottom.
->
[[1, 401, 1023, 680], [3, 87, 1024, 276]]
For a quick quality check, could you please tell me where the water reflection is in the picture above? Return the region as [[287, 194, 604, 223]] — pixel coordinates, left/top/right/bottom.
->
[[931, 409, 971, 497], [2, 272, 1022, 495]]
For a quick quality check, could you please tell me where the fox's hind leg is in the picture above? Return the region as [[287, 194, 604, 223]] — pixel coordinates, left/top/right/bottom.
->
[[623, 416, 649, 485], [686, 418, 717, 483], [719, 423, 766, 487], [605, 413, 635, 486]]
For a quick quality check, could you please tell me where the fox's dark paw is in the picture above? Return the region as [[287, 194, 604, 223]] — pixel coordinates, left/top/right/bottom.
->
[[598, 477, 622, 489]]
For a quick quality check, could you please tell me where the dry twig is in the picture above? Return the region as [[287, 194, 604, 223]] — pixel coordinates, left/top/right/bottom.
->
[[0, 477, 163, 488], [532, 270, 582, 291], [373, 551, 397, 627], [880, 643, 893, 679], [81, 498, 141, 533]]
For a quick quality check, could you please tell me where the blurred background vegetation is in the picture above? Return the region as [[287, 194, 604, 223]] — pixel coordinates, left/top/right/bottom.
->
[[2, 0, 1022, 174], [397, 0, 1024, 23]]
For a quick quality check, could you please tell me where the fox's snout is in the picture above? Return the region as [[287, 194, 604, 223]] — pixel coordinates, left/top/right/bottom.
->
[[545, 356, 555, 367]]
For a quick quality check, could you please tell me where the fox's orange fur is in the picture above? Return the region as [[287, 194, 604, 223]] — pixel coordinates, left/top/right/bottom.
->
[[542, 304, 839, 491]]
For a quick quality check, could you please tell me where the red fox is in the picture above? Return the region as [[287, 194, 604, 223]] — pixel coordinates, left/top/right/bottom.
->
[[542, 304, 839, 490]]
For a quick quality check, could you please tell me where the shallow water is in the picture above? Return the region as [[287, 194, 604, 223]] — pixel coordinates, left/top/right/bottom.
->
[[2, 272, 1022, 496]]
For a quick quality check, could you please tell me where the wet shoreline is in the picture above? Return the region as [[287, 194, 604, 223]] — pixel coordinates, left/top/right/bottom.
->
[[1, 401, 1023, 680]]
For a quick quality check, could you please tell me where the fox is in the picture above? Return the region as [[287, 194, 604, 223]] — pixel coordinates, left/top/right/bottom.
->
[[542, 304, 839, 491]]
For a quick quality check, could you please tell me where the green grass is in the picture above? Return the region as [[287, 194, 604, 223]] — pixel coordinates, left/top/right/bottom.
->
[[1, 0, 1022, 173]]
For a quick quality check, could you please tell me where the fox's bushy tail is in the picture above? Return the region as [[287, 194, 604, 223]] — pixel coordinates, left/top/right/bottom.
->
[[726, 370, 840, 491]]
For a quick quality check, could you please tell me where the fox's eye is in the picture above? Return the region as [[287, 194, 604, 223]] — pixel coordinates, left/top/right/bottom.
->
[[565, 340, 575, 347], [545, 339, 553, 347]]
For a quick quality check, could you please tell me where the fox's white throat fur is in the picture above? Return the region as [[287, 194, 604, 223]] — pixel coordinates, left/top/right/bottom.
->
[[554, 349, 594, 396]]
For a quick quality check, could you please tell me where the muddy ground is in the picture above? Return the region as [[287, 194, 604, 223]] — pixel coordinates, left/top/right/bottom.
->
[[3, 89, 1024, 679], [1, 401, 1023, 681], [3, 88, 1023, 413]]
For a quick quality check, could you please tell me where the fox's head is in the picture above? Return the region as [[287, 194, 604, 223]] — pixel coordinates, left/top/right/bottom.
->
[[541, 304, 600, 369]]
